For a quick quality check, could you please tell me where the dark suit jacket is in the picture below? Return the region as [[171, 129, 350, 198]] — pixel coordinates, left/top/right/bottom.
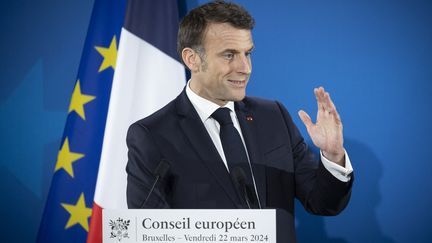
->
[[126, 89, 352, 240]]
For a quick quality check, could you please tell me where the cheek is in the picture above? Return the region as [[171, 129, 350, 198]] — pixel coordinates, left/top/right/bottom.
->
[[212, 61, 232, 75]]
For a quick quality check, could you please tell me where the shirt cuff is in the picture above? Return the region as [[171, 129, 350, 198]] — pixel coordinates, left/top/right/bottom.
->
[[320, 150, 353, 182]]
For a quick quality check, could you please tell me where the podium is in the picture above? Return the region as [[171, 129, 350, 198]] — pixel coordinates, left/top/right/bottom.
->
[[103, 209, 295, 243]]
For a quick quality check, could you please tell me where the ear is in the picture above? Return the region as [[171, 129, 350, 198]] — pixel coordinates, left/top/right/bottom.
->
[[181, 48, 201, 72]]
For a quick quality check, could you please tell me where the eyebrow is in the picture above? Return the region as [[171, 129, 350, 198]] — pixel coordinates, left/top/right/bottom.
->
[[219, 46, 255, 54]]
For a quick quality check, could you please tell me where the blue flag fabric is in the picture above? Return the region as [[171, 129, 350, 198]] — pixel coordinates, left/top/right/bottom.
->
[[37, 0, 126, 241]]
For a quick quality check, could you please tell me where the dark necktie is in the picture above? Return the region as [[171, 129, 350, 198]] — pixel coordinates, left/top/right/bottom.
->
[[211, 107, 259, 208]]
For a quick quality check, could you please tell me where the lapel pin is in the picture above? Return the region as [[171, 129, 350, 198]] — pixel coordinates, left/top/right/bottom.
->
[[246, 116, 253, 121]]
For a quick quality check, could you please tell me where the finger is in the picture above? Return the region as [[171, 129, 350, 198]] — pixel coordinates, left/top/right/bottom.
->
[[317, 86, 329, 110], [314, 87, 325, 112], [327, 93, 338, 114], [323, 91, 333, 111], [325, 92, 343, 124], [298, 110, 313, 128], [320, 88, 329, 111], [319, 87, 335, 112], [334, 110, 342, 125]]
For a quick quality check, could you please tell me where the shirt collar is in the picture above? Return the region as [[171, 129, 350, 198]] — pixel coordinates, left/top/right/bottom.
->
[[185, 80, 235, 123]]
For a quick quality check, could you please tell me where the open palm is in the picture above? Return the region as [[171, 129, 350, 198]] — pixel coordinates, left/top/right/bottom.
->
[[298, 87, 345, 165]]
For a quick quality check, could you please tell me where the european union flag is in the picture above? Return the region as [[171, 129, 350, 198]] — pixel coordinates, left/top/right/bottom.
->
[[37, 0, 126, 241]]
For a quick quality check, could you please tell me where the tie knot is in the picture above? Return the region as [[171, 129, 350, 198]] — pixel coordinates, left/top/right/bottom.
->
[[211, 108, 233, 126]]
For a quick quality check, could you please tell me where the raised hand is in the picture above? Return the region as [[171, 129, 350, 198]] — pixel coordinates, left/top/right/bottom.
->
[[298, 87, 345, 166]]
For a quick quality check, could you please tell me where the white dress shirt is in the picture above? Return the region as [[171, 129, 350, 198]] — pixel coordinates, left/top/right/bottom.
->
[[185, 81, 353, 182]]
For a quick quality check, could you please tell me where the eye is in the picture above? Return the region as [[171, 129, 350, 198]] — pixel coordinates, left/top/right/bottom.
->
[[223, 52, 234, 60], [245, 51, 252, 57]]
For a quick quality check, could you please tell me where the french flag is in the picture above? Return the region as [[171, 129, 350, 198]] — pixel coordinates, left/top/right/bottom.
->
[[87, 0, 185, 242]]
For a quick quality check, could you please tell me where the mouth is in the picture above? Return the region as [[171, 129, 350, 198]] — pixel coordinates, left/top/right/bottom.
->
[[227, 79, 247, 88]]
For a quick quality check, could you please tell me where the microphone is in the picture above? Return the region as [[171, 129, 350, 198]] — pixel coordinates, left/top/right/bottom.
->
[[231, 167, 260, 209], [140, 159, 170, 208]]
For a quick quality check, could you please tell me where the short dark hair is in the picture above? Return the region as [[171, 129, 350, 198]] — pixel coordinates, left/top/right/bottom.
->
[[177, 1, 255, 60]]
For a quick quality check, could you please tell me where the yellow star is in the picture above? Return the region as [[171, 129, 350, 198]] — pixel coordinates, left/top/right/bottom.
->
[[95, 35, 117, 72], [68, 80, 96, 120], [61, 193, 92, 232], [54, 138, 84, 178]]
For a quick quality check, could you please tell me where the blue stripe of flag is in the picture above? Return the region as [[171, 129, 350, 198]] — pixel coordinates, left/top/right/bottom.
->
[[124, 0, 181, 61]]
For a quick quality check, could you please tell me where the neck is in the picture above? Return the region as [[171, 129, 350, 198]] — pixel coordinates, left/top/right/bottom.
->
[[189, 79, 228, 106]]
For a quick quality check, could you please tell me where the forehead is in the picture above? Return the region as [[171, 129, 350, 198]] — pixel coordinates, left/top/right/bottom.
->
[[202, 22, 253, 51]]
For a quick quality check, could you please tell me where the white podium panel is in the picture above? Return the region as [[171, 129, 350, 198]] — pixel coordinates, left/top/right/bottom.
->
[[103, 209, 276, 243]]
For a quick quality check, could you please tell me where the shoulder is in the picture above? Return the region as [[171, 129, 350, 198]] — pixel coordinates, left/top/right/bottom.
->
[[129, 94, 180, 133], [240, 96, 298, 132], [241, 96, 290, 116]]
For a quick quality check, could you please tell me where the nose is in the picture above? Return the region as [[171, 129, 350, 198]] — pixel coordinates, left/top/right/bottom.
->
[[235, 53, 252, 75]]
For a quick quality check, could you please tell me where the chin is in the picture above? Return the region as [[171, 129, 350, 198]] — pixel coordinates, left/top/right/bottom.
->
[[224, 89, 246, 102], [232, 94, 246, 101]]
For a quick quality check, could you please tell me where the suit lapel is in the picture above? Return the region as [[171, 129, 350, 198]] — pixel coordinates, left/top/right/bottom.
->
[[175, 91, 242, 207], [235, 100, 267, 208]]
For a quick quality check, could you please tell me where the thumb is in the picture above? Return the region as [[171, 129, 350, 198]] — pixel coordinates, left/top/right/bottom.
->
[[298, 110, 313, 129]]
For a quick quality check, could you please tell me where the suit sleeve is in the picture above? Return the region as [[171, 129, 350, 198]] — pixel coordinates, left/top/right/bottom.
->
[[126, 122, 170, 209], [276, 101, 353, 215]]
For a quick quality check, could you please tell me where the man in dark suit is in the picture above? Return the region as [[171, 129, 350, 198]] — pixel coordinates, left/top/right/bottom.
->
[[126, 0, 353, 238]]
